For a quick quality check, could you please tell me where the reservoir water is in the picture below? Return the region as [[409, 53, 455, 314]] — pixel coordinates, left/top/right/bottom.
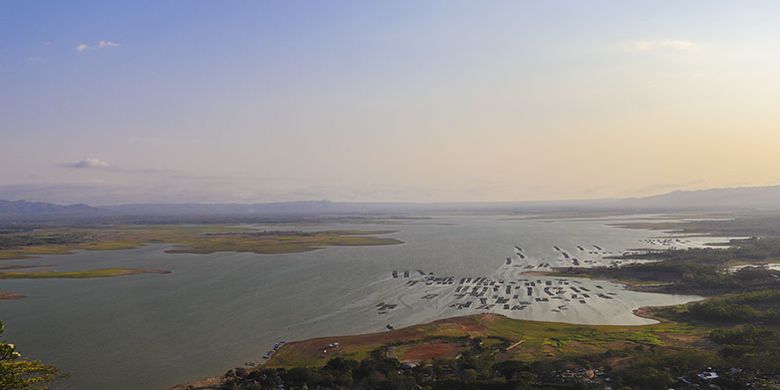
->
[[0, 214, 725, 389]]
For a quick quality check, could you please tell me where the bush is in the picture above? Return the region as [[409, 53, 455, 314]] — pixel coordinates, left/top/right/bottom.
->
[[0, 321, 58, 390], [614, 366, 673, 389]]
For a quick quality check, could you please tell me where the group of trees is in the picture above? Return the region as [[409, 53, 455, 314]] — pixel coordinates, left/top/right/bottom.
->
[[219, 330, 780, 390], [222, 361, 540, 389], [0, 321, 58, 389], [709, 325, 780, 374], [220, 345, 778, 390], [0, 230, 91, 250], [564, 236, 780, 295], [653, 288, 780, 383], [621, 236, 780, 264], [221, 338, 617, 390], [222, 348, 544, 390], [682, 289, 780, 324]]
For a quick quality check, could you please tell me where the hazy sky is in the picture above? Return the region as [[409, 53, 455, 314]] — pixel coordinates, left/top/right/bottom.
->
[[2, 1, 780, 204]]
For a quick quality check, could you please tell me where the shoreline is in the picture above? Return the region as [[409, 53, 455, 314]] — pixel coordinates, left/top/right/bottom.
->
[[172, 255, 716, 390], [0, 226, 404, 261], [172, 308, 689, 389], [0, 268, 171, 279], [170, 245, 720, 388]]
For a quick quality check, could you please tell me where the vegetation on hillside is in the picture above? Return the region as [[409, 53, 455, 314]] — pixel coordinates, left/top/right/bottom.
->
[[213, 321, 777, 389], [554, 236, 780, 295], [0, 322, 58, 389]]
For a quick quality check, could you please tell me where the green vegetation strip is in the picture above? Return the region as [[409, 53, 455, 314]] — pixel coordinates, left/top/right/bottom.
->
[[0, 226, 403, 260], [266, 314, 702, 369], [0, 268, 170, 279]]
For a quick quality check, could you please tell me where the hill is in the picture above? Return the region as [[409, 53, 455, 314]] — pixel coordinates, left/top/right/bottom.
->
[[619, 185, 780, 211], [2, 184, 780, 220], [0, 200, 106, 217]]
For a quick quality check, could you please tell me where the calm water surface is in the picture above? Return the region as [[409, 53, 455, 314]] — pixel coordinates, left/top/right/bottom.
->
[[0, 215, 725, 389]]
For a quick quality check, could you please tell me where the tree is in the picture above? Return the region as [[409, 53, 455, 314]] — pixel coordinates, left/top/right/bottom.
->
[[0, 321, 58, 389], [615, 366, 673, 389]]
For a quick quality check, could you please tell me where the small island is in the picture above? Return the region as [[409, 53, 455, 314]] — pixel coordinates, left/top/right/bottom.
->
[[0, 292, 26, 300], [0, 226, 403, 260], [165, 230, 403, 255], [0, 268, 171, 280], [0, 227, 402, 302]]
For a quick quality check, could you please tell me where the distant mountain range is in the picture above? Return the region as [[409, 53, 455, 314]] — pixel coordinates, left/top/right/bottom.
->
[[103, 200, 389, 216], [2, 185, 780, 218], [617, 185, 780, 210], [0, 200, 106, 216]]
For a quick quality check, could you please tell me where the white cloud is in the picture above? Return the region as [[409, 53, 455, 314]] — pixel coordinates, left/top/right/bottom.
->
[[64, 158, 110, 169], [632, 39, 699, 52], [98, 40, 120, 49], [75, 40, 120, 53]]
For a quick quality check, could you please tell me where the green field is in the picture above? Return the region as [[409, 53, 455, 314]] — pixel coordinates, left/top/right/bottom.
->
[[0, 226, 403, 260], [267, 313, 703, 369], [0, 268, 170, 279]]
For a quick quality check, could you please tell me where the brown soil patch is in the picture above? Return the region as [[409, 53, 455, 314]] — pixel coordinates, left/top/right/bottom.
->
[[0, 292, 25, 300], [401, 341, 460, 361], [168, 376, 223, 390]]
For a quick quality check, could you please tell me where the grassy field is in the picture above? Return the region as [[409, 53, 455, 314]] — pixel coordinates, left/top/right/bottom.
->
[[0, 268, 170, 279], [267, 313, 705, 369], [0, 226, 403, 260], [166, 230, 402, 255]]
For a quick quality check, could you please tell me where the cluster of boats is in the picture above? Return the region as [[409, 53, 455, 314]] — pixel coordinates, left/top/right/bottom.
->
[[384, 270, 620, 314], [261, 340, 287, 360], [508, 243, 615, 269], [392, 269, 429, 278], [376, 302, 398, 315], [444, 276, 617, 312], [641, 238, 692, 248], [382, 244, 626, 316], [552, 244, 613, 265]]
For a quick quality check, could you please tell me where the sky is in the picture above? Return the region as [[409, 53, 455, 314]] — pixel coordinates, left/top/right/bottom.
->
[[2, 1, 780, 205]]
